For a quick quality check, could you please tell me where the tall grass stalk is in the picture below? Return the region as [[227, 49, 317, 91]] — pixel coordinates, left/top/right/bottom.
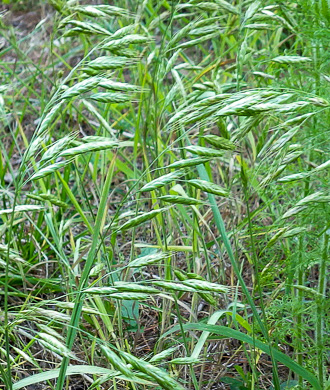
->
[[1, 1, 328, 389], [55, 155, 117, 389], [316, 231, 329, 390]]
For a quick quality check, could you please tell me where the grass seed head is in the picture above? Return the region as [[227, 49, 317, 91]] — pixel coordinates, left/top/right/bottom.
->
[[188, 179, 229, 197], [140, 170, 187, 192]]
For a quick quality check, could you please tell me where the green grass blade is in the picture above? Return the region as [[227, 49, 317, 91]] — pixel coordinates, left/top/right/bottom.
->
[[163, 324, 321, 390]]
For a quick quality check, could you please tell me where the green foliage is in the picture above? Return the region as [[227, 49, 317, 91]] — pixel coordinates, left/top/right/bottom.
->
[[0, 0, 329, 389]]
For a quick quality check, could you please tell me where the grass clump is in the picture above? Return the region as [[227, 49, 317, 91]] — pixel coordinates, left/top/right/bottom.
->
[[0, 0, 329, 389]]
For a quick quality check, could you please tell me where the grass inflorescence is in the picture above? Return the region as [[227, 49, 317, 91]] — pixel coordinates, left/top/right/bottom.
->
[[0, 1, 329, 389]]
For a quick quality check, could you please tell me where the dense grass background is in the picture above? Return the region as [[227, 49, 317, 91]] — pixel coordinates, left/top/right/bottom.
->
[[0, 1, 329, 389]]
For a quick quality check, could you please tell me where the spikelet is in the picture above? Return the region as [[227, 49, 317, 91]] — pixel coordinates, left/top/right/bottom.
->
[[36, 102, 63, 138], [128, 252, 169, 268], [185, 145, 223, 157], [158, 195, 203, 205], [120, 351, 186, 390], [89, 92, 131, 103], [202, 135, 236, 151], [140, 170, 187, 192], [27, 193, 67, 208], [83, 56, 136, 74], [166, 157, 210, 169], [61, 77, 101, 99], [40, 134, 76, 163], [0, 205, 44, 215], [61, 20, 111, 36], [119, 208, 166, 231], [100, 345, 135, 379], [30, 160, 72, 181], [74, 5, 131, 18], [114, 282, 159, 294], [188, 179, 229, 197], [58, 141, 119, 158], [296, 192, 330, 206], [181, 279, 228, 293], [152, 280, 196, 292], [99, 79, 141, 92], [272, 56, 312, 64]]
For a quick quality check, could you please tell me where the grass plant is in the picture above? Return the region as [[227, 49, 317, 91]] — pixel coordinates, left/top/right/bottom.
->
[[0, 0, 329, 389]]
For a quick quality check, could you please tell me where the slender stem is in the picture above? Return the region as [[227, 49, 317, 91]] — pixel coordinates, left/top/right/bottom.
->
[[316, 231, 329, 389], [3, 191, 17, 390], [296, 237, 304, 388], [195, 160, 280, 390], [241, 165, 280, 390], [55, 157, 116, 390]]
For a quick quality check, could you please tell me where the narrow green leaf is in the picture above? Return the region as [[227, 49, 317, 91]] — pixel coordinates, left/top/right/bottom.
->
[[162, 324, 321, 390]]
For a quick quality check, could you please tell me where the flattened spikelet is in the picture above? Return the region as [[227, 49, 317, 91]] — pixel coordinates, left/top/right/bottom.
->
[[281, 151, 303, 165], [120, 351, 186, 390], [89, 92, 131, 103], [114, 282, 159, 294], [314, 159, 330, 172], [278, 159, 330, 183], [173, 32, 220, 50], [282, 227, 307, 238], [31, 160, 72, 181], [84, 56, 135, 73], [296, 192, 330, 206], [27, 193, 68, 208], [277, 172, 311, 183], [140, 170, 187, 192], [244, 23, 274, 30], [38, 333, 77, 359], [202, 134, 236, 151], [243, 0, 262, 24], [128, 251, 169, 268], [188, 179, 229, 197], [282, 206, 308, 219], [100, 345, 134, 378], [270, 126, 300, 153], [152, 280, 197, 291], [272, 55, 312, 64], [25, 136, 44, 161], [99, 79, 141, 92], [109, 292, 150, 300], [0, 244, 25, 263], [0, 205, 44, 215], [41, 134, 76, 163], [119, 208, 166, 231], [182, 279, 228, 293], [216, 92, 275, 116], [186, 145, 223, 157], [215, 0, 239, 14], [166, 157, 210, 169], [265, 228, 289, 248], [36, 102, 63, 138], [102, 34, 151, 50], [62, 20, 111, 36], [59, 141, 119, 158], [74, 5, 131, 18], [159, 195, 203, 205], [61, 77, 101, 99], [174, 270, 217, 305], [84, 287, 117, 294], [149, 346, 178, 363]]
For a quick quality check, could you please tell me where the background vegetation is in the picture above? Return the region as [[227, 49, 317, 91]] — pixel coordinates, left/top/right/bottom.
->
[[0, 0, 329, 389]]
